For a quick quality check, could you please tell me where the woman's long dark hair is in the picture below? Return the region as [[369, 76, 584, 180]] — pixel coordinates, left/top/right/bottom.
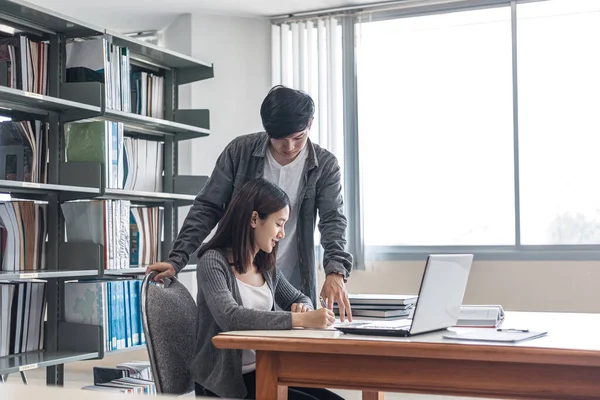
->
[[197, 178, 290, 274]]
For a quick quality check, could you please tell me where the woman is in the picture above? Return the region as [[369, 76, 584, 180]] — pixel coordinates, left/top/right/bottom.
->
[[192, 178, 343, 400]]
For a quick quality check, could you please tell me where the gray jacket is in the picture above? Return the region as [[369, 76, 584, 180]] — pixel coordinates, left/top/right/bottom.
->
[[167, 132, 353, 307], [192, 249, 313, 398]]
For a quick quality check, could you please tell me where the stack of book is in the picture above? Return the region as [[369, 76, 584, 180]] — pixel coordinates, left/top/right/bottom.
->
[[0, 201, 47, 272], [64, 121, 165, 192], [82, 362, 155, 394], [0, 281, 46, 357], [66, 38, 130, 112], [334, 294, 417, 319], [0, 120, 49, 183], [0, 34, 49, 94], [335, 294, 506, 328], [61, 201, 163, 271], [66, 37, 164, 117], [64, 121, 124, 190], [62, 200, 131, 271], [64, 278, 146, 352], [130, 206, 163, 268]]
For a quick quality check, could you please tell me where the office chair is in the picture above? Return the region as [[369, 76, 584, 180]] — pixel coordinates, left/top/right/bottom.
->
[[141, 271, 197, 395]]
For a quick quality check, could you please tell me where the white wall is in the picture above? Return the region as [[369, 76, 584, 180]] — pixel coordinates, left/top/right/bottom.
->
[[161, 13, 193, 176], [161, 13, 272, 298], [189, 14, 272, 175]]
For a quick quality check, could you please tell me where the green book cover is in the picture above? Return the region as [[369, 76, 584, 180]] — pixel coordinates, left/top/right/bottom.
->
[[64, 121, 106, 163]]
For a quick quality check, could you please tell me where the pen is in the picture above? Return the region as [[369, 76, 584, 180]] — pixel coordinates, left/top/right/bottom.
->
[[497, 328, 529, 332], [319, 296, 327, 309]]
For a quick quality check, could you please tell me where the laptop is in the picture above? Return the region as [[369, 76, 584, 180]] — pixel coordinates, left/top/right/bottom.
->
[[335, 254, 473, 337]]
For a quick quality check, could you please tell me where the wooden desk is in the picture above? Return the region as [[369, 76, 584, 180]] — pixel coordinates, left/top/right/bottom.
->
[[213, 311, 600, 400]]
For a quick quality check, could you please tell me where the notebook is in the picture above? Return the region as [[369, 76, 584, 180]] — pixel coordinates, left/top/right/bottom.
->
[[443, 329, 547, 343]]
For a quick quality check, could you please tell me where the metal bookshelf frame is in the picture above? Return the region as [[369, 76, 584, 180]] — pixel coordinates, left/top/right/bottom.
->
[[0, 0, 212, 385]]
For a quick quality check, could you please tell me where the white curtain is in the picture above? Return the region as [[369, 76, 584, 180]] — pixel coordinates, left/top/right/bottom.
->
[[271, 18, 344, 172], [272, 18, 345, 268]]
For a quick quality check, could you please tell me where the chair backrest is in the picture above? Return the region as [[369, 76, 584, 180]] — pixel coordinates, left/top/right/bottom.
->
[[141, 271, 197, 395]]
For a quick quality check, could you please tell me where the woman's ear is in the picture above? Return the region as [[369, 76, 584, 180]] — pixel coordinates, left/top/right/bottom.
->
[[250, 211, 258, 228]]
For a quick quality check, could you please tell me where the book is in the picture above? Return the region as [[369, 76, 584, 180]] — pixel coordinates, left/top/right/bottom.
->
[[0, 35, 48, 94], [0, 120, 49, 183], [455, 305, 505, 328], [63, 279, 144, 352], [348, 309, 412, 318], [334, 304, 413, 311], [348, 294, 418, 306], [0, 201, 47, 272], [0, 281, 46, 357]]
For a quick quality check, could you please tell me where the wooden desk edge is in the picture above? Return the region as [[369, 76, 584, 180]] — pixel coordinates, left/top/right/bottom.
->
[[212, 334, 600, 367]]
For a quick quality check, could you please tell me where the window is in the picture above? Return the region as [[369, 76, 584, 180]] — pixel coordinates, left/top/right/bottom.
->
[[518, 0, 600, 245], [357, 7, 515, 247], [273, 0, 600, 263]]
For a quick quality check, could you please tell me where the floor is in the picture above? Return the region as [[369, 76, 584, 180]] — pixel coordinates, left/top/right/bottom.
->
[[12, 349, 481, 399]]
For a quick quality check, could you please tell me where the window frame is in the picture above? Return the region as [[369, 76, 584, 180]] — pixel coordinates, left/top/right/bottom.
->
[[340, 0, 600, 265]]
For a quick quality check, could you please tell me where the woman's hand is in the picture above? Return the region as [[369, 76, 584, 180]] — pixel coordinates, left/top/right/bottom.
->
[[291, 303, 311, 313], [292, 308, 336, 329]]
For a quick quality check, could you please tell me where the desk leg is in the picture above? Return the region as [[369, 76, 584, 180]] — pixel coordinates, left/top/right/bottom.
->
[[362, 391, 384, 400], [256, 351, 287, 400]]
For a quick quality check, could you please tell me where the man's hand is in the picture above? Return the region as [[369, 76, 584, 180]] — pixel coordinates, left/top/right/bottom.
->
[[320, 273, 352, 322], [291, 303, 311, 313], [146, 262, 177, 282]]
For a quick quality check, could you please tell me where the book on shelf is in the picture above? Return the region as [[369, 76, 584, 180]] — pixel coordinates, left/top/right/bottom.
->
[[62, 200, 131, 270], [131, 70, 164, 118], [64, 120, 124, 190], [0, 34, 48, 94], [455, 305, 505, 328], [63, 278, 145, 352], [0, 201, 47, 272], [123, 137, 164, 192], [66, 38, 130, 112], [64, 121, 164, 192], [66, 37, 164, 118], [0, 119, 49, 183], [130, 206, 163, 268], [0, 281, 46, 357], [62, 200, 163, 271]]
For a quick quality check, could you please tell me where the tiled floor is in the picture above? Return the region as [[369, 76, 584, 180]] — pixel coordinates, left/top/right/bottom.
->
[[13, 349, 479, 400]]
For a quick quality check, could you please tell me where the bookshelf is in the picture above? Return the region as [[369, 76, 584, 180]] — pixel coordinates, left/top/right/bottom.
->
[[0, 0, 212, 385]]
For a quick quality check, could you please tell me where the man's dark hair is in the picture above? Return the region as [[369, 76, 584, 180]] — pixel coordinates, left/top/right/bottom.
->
[[260, 85, 315, 139], [198, 178, 291, 274]]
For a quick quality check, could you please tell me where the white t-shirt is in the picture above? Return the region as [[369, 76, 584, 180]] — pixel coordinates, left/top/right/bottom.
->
[[236, 279, 273, 374], [262, 145, 308, 289]]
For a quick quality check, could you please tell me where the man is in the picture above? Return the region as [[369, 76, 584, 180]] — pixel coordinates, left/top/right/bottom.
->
[[147, 85, 353, 321]]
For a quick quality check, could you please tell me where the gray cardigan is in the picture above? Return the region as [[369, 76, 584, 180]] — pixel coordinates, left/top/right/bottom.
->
[[191, 249, 313, 398]]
